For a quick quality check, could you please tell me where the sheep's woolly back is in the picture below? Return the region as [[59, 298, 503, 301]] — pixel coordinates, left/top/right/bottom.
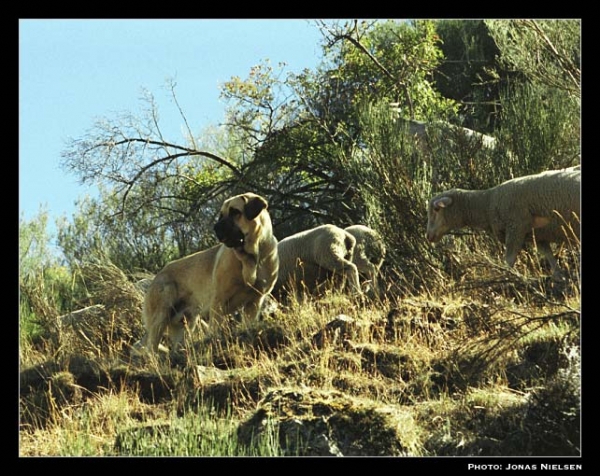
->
[[276, 224, 355, 288], [487, 169, 580, 240]]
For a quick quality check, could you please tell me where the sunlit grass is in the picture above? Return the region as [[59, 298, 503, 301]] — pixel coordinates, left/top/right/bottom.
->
[[19, 248, 580, 456]]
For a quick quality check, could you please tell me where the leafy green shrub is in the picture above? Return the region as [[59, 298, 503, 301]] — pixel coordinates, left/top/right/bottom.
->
[[497, 81, 580, 175]]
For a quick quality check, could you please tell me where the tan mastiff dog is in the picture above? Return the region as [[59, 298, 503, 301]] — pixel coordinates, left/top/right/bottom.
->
[[138, 192, 279, 354]]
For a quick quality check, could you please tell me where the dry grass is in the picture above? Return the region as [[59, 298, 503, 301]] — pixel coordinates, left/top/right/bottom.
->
[[19, 249, 581, 456]]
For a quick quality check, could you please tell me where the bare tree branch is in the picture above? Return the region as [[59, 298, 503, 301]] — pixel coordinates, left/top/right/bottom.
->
[[166, 79, 197, 150], [99, 138, 239, 175]]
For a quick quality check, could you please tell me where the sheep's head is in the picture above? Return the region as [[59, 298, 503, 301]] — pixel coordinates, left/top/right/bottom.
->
[[426, 193, 454, 242]]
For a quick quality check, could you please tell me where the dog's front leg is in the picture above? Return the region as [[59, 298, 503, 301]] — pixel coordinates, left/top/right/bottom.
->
[[234, 249, 258, 286], [241, 295, 264, 323]]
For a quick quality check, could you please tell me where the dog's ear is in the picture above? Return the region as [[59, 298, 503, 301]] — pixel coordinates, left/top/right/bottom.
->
[[244, 195, 268, 220]]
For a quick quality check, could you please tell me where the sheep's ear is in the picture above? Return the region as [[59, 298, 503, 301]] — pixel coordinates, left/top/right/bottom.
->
[[434, 196, 452, 210], [244, 195, 268, 220]]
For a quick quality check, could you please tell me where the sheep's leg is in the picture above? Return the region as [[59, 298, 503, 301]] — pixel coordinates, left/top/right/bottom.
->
[[361, 263, 380, 297], [339, 260, 362, 294], [503, 227, 527, 268], [323, 239, 362, 294], [344, 263, 362, 294], [325, 257, 362, 294], [369, 266, 381, 298], [353, 252, 379, 295], [537, 242, 557, 271], [536, 242, 566, 281]]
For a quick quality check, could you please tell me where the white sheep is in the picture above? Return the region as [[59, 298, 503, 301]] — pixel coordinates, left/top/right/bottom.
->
[[389, 112, 499, 152], [344, 225, 386, 296], [426, 168, 580, 277], [273, 224, 361, 299]]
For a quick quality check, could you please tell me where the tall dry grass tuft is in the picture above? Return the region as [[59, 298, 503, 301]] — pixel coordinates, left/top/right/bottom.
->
[[57, 261, 146, 360]]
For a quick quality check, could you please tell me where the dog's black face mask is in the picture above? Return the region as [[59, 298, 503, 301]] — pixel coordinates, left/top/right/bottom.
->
[[214, 210, 245, 249]]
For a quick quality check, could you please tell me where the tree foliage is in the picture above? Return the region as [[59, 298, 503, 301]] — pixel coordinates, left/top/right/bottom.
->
[[20, 208, 57, 277], [485, 20, 581, 100], [216, 20, 459, 241], [433, 20, 506, 131], [57, 19, 581, 287], [317, 20, 458, 120]]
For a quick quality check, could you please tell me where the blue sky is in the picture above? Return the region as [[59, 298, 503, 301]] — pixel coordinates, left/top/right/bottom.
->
[[19, 19, 326, 242]]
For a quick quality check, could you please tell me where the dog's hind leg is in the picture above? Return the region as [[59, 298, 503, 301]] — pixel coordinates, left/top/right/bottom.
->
[[167, 307, 199, 352], [144, 311, 169, 354], [142, 279, 179, 353]]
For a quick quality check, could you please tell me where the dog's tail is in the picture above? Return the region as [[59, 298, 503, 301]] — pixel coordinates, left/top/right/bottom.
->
[[142, 278, 179, 353]]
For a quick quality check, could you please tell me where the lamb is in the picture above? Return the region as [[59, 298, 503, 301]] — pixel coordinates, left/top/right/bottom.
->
[[426, 168, 580, 277], [344, 225, 386, 296], [273, 224, 361, 300]]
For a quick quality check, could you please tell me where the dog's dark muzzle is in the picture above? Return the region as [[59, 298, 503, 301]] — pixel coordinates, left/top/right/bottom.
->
[[214, 217, 245, 248]]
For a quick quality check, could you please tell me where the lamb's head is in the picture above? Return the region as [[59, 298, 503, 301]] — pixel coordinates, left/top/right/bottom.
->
[[426, 191, 458, 243]]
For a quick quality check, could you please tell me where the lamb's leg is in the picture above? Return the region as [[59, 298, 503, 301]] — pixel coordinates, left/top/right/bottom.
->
[[368, 265, 381, 298], [323, 242, 362, 295], [353, 252, 375, 294], [322, 256, 362, 294], [334, 259, 361, 294], [345, 263, 362, 294]]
